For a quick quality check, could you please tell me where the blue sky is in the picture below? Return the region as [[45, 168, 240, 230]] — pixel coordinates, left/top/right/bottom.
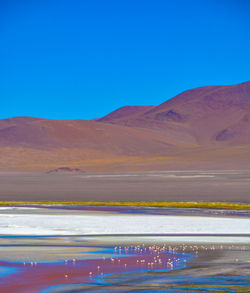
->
[[1, 0, 249, 120]]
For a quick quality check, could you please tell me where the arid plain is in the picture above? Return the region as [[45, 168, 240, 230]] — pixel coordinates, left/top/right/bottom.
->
[[0, 170, 249, 202]]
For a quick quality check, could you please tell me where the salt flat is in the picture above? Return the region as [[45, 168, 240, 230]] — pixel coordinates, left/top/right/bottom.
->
[[0, 207, 249, 237]]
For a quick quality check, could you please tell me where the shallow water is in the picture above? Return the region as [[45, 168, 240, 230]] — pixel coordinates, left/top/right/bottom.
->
[[0, 206, 249, 292]]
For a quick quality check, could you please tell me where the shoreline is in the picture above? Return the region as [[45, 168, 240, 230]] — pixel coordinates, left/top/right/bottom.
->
[[1, 238, 249, 292], [0, 201, 249, 210]]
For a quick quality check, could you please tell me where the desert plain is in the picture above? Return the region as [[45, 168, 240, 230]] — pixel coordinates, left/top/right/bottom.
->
[[0, 170, 249, 203]]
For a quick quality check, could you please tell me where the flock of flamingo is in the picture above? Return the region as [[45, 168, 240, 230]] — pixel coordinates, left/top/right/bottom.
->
[[1, 242, 247, 292]]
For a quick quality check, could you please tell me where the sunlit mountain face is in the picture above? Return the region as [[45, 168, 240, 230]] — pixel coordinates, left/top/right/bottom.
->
[[0, 82, 249, 172]]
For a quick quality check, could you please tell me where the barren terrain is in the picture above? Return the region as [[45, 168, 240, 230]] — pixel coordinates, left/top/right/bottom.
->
[[0, 170, 249, 202]]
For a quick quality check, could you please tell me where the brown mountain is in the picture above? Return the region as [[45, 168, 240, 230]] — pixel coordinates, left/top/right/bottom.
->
[[0, 82, 249, 172], [98, 81, 250, 146]]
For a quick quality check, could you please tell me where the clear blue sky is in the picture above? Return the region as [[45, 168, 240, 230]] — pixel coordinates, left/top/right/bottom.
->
[[1, 0, 249, 120]]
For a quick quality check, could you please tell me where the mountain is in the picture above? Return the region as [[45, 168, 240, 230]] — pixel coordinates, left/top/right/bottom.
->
[[0, 82, 249, 172], [98, 81, 250, 146]]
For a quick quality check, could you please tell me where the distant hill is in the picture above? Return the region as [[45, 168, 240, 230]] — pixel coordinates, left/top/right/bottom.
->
[[0, 82, 249, 171], [98, 81, 250, 146]]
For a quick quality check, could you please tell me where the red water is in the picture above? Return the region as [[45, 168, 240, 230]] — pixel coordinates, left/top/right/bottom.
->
[[0, 246, 183, 293]]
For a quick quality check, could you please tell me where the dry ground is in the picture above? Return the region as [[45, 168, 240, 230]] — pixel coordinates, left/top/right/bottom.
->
[[0, 170, 249, 202]]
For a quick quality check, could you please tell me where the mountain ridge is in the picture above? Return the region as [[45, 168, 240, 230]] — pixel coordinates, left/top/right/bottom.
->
[[0, 82, 249, 171]]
